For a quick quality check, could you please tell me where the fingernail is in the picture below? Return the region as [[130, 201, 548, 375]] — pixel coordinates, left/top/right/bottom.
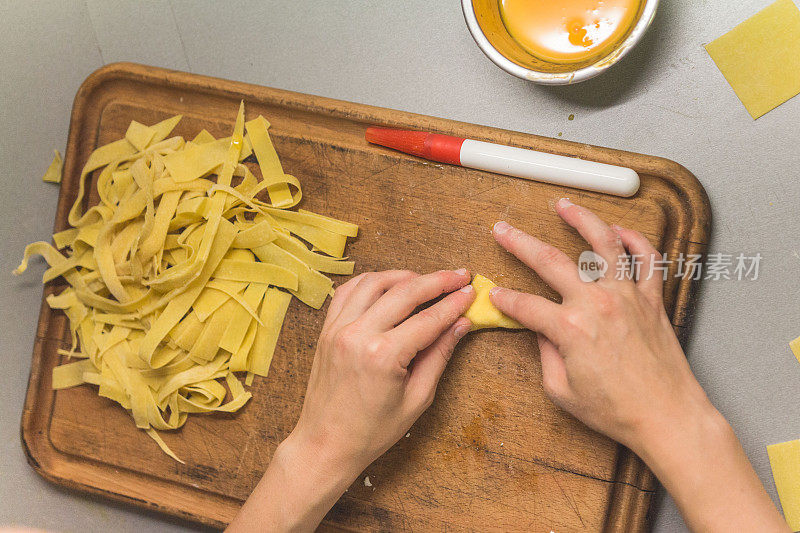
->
[[454, 322, 471, 340], [489, 287, 502, 297], [610, 224, 623, 232], [454, 268, 468, 276], [557, 198, 573, 208], [459, 284, 474, 293], [493, 221, 511, 235]]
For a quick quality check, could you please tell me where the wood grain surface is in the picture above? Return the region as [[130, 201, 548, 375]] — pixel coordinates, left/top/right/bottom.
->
[[21, 63, 710, 532]]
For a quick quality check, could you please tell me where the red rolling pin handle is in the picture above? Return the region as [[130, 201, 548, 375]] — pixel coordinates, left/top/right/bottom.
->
[[365, 127, 465, 166]]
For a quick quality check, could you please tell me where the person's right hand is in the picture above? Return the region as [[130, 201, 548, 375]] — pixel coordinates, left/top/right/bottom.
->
[[489, 198, 710, 452], [489, 198, 787, 532]]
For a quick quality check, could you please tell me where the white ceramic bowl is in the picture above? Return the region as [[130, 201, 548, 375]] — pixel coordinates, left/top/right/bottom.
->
[[462, 0, 659, 85]]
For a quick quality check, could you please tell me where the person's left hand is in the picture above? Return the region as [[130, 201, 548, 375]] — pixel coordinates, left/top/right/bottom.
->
[[229, 269, 475, 532], [290, 268, 475, 475]]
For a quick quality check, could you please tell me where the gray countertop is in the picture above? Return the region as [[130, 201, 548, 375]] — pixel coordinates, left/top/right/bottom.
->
[[2, 1, 799, 531]]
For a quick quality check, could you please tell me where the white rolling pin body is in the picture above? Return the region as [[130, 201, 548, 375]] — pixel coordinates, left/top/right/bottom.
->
[[459, 139, 640, 197]]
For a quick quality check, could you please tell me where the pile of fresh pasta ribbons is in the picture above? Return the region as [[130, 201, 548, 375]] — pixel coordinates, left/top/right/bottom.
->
[[15, 102, 357, 462]]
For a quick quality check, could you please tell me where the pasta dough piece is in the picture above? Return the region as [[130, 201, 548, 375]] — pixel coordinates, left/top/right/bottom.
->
[[789, 335, 800, 365], [273, 232, 354, 275], [163, 138, 230, 183], [463, 275, 524, 331], [705, 0, 800, 119], [188, 300, 239, 362], [192, 129, 215, 144], [52, 359, 97, 389], [253, 243, 333, 309], [212, 259, 299, 289], [767, 438, 800, 530], [42, 150, 63, 183], [193, 280, 247, 321], [219, 282, 267, 354], [231, 320, 258, 373], [294, 209, 359, 237], [146, 428, 184, 464], [269, 215, 347, 258], [250, 287, 293, 376], [232, 220, 276, 249], [246, 116, 294, 207], [148, 115, 183, 146], [16, 103, 358, 461], [125, 121, 156, 151]]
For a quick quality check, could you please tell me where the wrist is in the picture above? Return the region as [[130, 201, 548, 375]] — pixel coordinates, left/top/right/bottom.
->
[[244, 433, 358, 532], [281, 426, 366, 485], [631, 394, 731, 480], [274, 431, 360, 493], [626, 393, 786, 531]]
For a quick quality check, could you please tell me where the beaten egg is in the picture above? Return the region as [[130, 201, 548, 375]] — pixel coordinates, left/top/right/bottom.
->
[[500, 0, 641, 64]]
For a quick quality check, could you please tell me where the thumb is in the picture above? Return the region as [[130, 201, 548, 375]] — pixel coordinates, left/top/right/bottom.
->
[[406, 317, 471, 411]]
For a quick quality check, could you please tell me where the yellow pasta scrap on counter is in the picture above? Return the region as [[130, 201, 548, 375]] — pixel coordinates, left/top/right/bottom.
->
[[705, 0, 800, 119], [463, 274, 524, 331], [16, 102, 358, 461], [789, 335, 800, 365], [767, 438, 800, 531], [42, 150, 63, 183]]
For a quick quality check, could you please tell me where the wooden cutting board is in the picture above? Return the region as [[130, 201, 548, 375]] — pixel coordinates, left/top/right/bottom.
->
[[22, 63, 710, 532]]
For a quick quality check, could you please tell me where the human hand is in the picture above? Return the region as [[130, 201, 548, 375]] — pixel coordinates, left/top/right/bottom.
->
[[229, 269, 475, 532], [489, 198, 712, 454], [289, 268, 475, 475], [488, 198, 787, 532]]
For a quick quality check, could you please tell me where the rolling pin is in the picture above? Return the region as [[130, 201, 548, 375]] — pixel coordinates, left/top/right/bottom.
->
[[365, 126, 640, 197]]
